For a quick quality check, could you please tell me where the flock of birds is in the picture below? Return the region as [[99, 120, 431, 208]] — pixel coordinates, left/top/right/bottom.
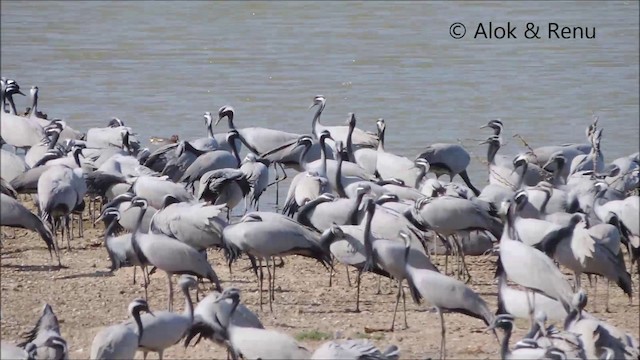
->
[[0, 76, 639, 360]]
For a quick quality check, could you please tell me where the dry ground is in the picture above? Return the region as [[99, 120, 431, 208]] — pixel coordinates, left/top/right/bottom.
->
[[1, 208, 639, 359]]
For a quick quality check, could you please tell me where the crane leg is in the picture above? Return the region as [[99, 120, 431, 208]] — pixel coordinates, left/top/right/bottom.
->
[[355, 269, 363, 313], [65, 216, 72, 251], [328, 265, 334, 287], [605, 279, 611, 312], [274, 163, 280, 207], [376, 275, 382, 295], [265, 257, 273, 312], [438, 308, 446, 360], [167, 273, 174, 312], [345, 264, 352, 287], [258, 258, 264, 311], [271, 257, 277, 301], [402, 282, 408, 329], [390, 279, 402, 331]]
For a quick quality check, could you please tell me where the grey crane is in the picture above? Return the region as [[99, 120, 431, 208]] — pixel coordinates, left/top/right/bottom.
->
[[130, 175, 194, 210], [496, 273, 568, 322], [481, 135, 542, 189], [129, 276, 197, 360], [311, 339, 400, 360], [196, 168, 251, 218], [407, 194, 502, 280], [179, 131, 241, 190], [216, 105, 302, 156], [498, 198, 575, 315], [10, 145, 85, 195], [25, 86, 80, 140], [18, 304, 68, 360], [1, 77, 25, 115], [213, 288, 312, 359], [488, 314, 559, 360], [363, 231, 439, 330], [184, 287, 264, 353], [536, 213, 632, 302], [37, 159, 87, 252], [161, 140, 207, 182], [302, 131, 375, 185], [0, 83, 45, 152], [343, 113, 378, 175], [90, 299, 153, 360], [85, 119, 138, 150], [127, 197, 222, 310], [564, 291, 639, 359], [309, 95, 378, 149], [25, 124, 63, 168], [397, 230, 495, 360], [416, 144, 480, 196], [239, 153, 270, 211], [282, 136, 332, 217], [96, 208, 146, 285], [142, 141, 180, 173], [1, 148, 30, 182], [223, 211, 331, 311], [149, 195, 227, 251], [189, 112, 219, 151], [295, 188, 368, 232], [101, 192, 157, 234], [319, 199, 392, 312], [525, 311, 587, 359], [1, 193, 57, 264], [569, 128, 605, 175], [375, 119, 424, 188]]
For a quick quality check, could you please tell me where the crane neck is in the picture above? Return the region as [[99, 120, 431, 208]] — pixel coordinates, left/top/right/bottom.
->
[[48, 131, 61, 150], [345, 123, 356, 162], [539, 190, 551, 214], [377, 126, 386, 152], [515, 164, 527, 190], [318, 137, 328, 178], [226, 113, 236, 130], [132, 308, 145, 344], [486, 141, 499, 164], [6, 93, 17, 115], [28, 89, 38, 118], [552, 161, 565, 186], [348, 192, 366, 225], [311, 103, 325, 138], [500, 326, 512, 360], [298, 142, 312, 170], [182, 285, 194, 322], [335, 150, 346, 198], [130, 205, 149, 265], [228, 136, 241, 166], [207, 121, 214, 139]]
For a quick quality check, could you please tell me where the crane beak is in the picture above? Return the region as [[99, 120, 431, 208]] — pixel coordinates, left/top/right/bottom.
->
[[478, 139, 490, 145], [93, 213, 105, 225], [17, 89, 25, 96], [479, 124, 489, 129], [308, 103, 316, 110]]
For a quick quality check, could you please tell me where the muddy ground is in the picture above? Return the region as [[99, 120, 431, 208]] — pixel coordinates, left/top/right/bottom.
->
[[1, 205, 639, 359]]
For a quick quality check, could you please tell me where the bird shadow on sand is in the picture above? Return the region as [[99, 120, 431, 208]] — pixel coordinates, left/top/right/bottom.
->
[[55, 270, 114, 280], [1, 263, 69, 272]]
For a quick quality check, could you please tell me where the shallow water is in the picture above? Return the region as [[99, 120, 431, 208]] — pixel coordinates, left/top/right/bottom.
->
[[2, 1, 638, 206]]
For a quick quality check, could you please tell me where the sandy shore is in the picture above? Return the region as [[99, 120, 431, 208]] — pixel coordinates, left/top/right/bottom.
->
[[1, 207, 638, 359]]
